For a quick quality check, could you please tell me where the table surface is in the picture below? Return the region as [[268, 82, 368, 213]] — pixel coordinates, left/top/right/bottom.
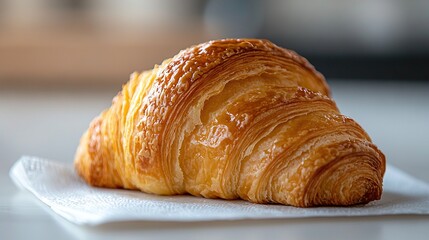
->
[[1, 80, 428, 240]]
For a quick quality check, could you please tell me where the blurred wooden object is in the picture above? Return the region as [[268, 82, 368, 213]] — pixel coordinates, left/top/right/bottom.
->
[[0, 25, 208, 88], [0, 0, 208, 88]]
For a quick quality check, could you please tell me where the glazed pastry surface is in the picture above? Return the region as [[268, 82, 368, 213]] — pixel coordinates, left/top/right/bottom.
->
[[75, 39, 385, 207]]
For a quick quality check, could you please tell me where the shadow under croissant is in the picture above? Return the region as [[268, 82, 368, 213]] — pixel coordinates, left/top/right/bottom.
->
[[380, 191, 429, 204]]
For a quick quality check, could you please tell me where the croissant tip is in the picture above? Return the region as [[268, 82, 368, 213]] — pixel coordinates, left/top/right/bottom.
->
[[74, 130, 99, 187], [74, 139, 91, 183]]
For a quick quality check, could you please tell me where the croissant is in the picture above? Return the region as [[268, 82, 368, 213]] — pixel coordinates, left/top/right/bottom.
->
[[74, 39, 385, 207]]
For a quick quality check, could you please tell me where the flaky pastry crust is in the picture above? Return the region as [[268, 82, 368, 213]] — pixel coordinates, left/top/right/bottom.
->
[[75, 39, 385, 207]]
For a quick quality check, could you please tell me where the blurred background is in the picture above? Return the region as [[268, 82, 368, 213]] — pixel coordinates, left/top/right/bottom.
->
[[1, 0, 429, 88], [0, 0, 428, 180]]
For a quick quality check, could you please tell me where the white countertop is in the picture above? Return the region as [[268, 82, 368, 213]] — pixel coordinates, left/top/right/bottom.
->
[[1, 80, 428, 240]]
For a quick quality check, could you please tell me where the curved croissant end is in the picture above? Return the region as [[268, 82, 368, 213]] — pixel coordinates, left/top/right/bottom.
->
[[75, 39, 385, 207]]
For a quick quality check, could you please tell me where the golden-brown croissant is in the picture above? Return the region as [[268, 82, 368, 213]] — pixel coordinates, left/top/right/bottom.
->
[[75, 39, 385, 207]]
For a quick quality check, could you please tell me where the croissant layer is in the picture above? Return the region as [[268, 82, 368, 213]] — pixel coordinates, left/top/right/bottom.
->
[[75, 39, 385, 207]]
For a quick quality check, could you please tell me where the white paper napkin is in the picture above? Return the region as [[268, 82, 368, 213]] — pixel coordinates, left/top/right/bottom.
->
[[9, 156, 429, 225]]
